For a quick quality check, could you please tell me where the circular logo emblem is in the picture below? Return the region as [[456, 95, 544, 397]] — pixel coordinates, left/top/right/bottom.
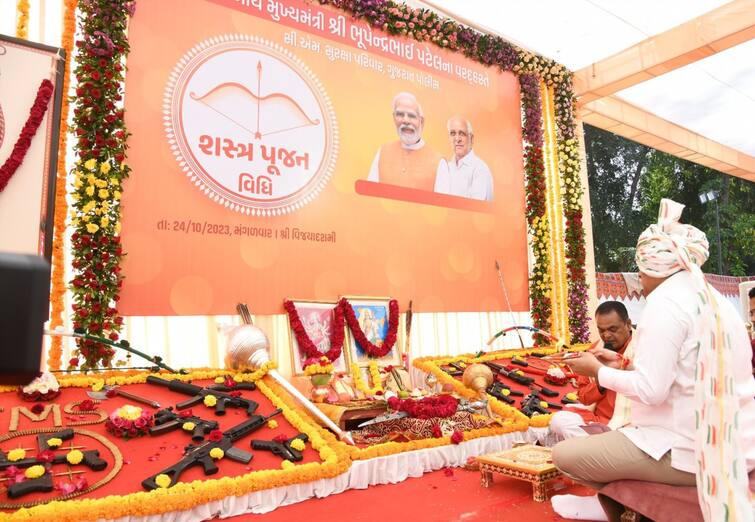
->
[[165, 35, 338, 216]]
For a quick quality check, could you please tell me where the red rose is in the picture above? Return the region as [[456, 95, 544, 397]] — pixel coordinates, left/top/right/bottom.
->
[[31, 403, 45, 414], [37, 450, 55, 463], [78, 399, 96, 411], [431, 425, 442, 438], [387, 397, 400, 410], [272, 434, 288, 443], [208, 430, 223, 442], [178, 409, 193, 418], [450, 430, 464, 444], [69, 357, 80, 367], [105, 388, 117, 398]]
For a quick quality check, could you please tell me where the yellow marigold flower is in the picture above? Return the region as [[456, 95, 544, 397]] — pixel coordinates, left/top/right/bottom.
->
[[566, 392, 578, 401], [501, 388, 510, 396], [85, 185, 95, 197], [214, 377, 225, 384], [281, 460, 294, 470], [95, 178, 107, 188], [539, 401, 549, 410], [66, 449, 84, 465], [182, 422, 196, 432], [91, 381, 104, 392], [116, 405, 142, 421], [84, 158, 97, 170], [86, 223, 100, 234], [74, 179, 83, 188], [100, 217, 110, 227], [47, 437, 63, 448], [100, 162, 111, 174], [290, 438, 305, 451], [115, 221, 121, 233], [110, 177, 119, 186], [203, 395, 217, 407], [7, 448, 26, 462], [267, 419, 278, 429], [82, 215, 91, 223], [155, 474, 171, 488], [98, 189, 109, 199], [113, 190, 122, 200], [82, 201, 96, 213], [25, 465, 46, 479], [209, 447, 224, 460], [87, 174, 95, 185]]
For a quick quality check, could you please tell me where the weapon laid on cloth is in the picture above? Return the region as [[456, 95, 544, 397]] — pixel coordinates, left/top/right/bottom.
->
[[251, 433, 309, 462], [142, 409, 281, 490], [494, 260, 525, 349], [86, 385, 161, 408], [356, 411, 408, 428], [0, 449, 106, 472], [37, 428, 75, 451], [486, 382, 515, 404], [520, 392, 562, 417], [150, 407, 220, 442], [6, 470, 86, 499], [145, 375, 259, 416], [529, 382, 559, 398], [440, 364, 464, 377], [483, 361, 535, 386]]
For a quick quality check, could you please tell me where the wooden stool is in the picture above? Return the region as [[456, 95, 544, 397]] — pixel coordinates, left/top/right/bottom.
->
[[476, 444, 561, 502]]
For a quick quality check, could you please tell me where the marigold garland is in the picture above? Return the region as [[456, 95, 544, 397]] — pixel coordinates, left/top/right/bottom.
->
[[340, 298, 399, 358], [68, 0, 135, 369], [284, 300, 345, 364], [48, 0, 79, 371], [351, 362, 383, 395], [15, 0, 30, 39]]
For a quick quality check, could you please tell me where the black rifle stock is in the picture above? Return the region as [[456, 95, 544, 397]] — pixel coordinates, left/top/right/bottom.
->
[[145, 375, 259, 416], [142, 409, 282, 490], [251, 433, 308, 462], [483, 362, 535, 386], [150, 407, 220, 441]]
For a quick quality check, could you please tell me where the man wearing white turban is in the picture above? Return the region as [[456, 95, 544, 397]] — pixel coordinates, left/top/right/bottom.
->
[[553, 199, 755, 522]]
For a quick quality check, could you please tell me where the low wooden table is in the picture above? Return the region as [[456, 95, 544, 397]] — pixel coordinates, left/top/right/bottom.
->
[[477, 444, 561, 502]]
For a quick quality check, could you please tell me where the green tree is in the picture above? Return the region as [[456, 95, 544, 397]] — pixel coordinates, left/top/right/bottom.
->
[[585, 124, 754, 275]]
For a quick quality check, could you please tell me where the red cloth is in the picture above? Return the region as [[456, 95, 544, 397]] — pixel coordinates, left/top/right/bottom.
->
[[574, 338, 631, 424]]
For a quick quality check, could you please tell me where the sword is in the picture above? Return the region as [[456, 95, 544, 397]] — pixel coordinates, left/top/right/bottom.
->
[[494, 260, 525, 349], [357, 411, 408, 428]]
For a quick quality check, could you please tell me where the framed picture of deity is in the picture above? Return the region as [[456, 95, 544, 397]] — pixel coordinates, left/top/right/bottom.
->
[[341, 296, 402, 368], [285, 299, 349, 376]]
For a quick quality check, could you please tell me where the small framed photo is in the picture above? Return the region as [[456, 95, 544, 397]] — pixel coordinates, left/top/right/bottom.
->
[[342, 296, 402, 367], [286, 299, 348, 376]]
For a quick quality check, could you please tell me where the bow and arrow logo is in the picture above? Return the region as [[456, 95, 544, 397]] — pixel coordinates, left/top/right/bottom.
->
[[164, 36, 338, 217], [189, 61, 321, 140]]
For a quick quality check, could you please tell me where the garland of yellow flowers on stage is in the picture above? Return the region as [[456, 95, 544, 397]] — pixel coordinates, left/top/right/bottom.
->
[[350, 361, 383, 396], [68, 0, 135, 370], [47, 0, 79, 371], [15, 0, 30, 39]]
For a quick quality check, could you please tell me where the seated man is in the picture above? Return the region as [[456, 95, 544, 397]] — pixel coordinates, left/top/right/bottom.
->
[[549, 301, 633, 441], [553, 199, 755, 522]]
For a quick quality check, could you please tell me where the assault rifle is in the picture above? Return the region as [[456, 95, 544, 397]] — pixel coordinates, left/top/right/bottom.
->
[[146, 375, 259, 416], [251, 433, 309, 462], [483, 362, 535, 386], [150, 407, 220, 442], [142, 409, 281, 490]]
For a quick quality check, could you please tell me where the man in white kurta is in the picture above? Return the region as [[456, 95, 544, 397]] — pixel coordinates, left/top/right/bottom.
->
[[433, 116, 493, 201], [554, 199, 755, 522]]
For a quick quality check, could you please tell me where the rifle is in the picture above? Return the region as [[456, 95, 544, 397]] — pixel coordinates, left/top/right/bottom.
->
[[150, 407, 220, 442], [529, 382, 559, 397], [251, 433, 308, 462], [146, 375, 259, 416], [142, 409, 281, 490], [483, 362, 535, 386]]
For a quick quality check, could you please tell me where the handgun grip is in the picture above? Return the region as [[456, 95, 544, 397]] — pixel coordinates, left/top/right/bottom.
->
[[199, 455, 219, 475], [191, 424, 208, 442], [82, 450, 108, 471], [245, 400, 259, 416], [215, 398, 228, 416], [7, 474, 53, 498]]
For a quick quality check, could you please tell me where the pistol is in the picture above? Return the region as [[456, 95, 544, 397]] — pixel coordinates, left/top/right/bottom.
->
[[251, 433, 309, 462]]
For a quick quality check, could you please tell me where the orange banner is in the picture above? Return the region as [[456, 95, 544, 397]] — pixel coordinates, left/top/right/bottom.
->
[[119, 0, 528, 315]]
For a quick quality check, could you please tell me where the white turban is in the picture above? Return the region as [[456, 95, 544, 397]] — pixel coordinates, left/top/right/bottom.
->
[[635, 199, 709, 278]]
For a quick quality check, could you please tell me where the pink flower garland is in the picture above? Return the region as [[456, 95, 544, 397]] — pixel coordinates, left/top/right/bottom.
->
[[0, 79, 55, 193]]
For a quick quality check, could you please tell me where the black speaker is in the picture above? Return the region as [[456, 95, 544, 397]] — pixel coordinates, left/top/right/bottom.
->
[[0, 252, 50, 385]]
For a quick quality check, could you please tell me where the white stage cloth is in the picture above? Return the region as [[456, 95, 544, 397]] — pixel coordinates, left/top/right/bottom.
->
[[104, 427, 550, 522]]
